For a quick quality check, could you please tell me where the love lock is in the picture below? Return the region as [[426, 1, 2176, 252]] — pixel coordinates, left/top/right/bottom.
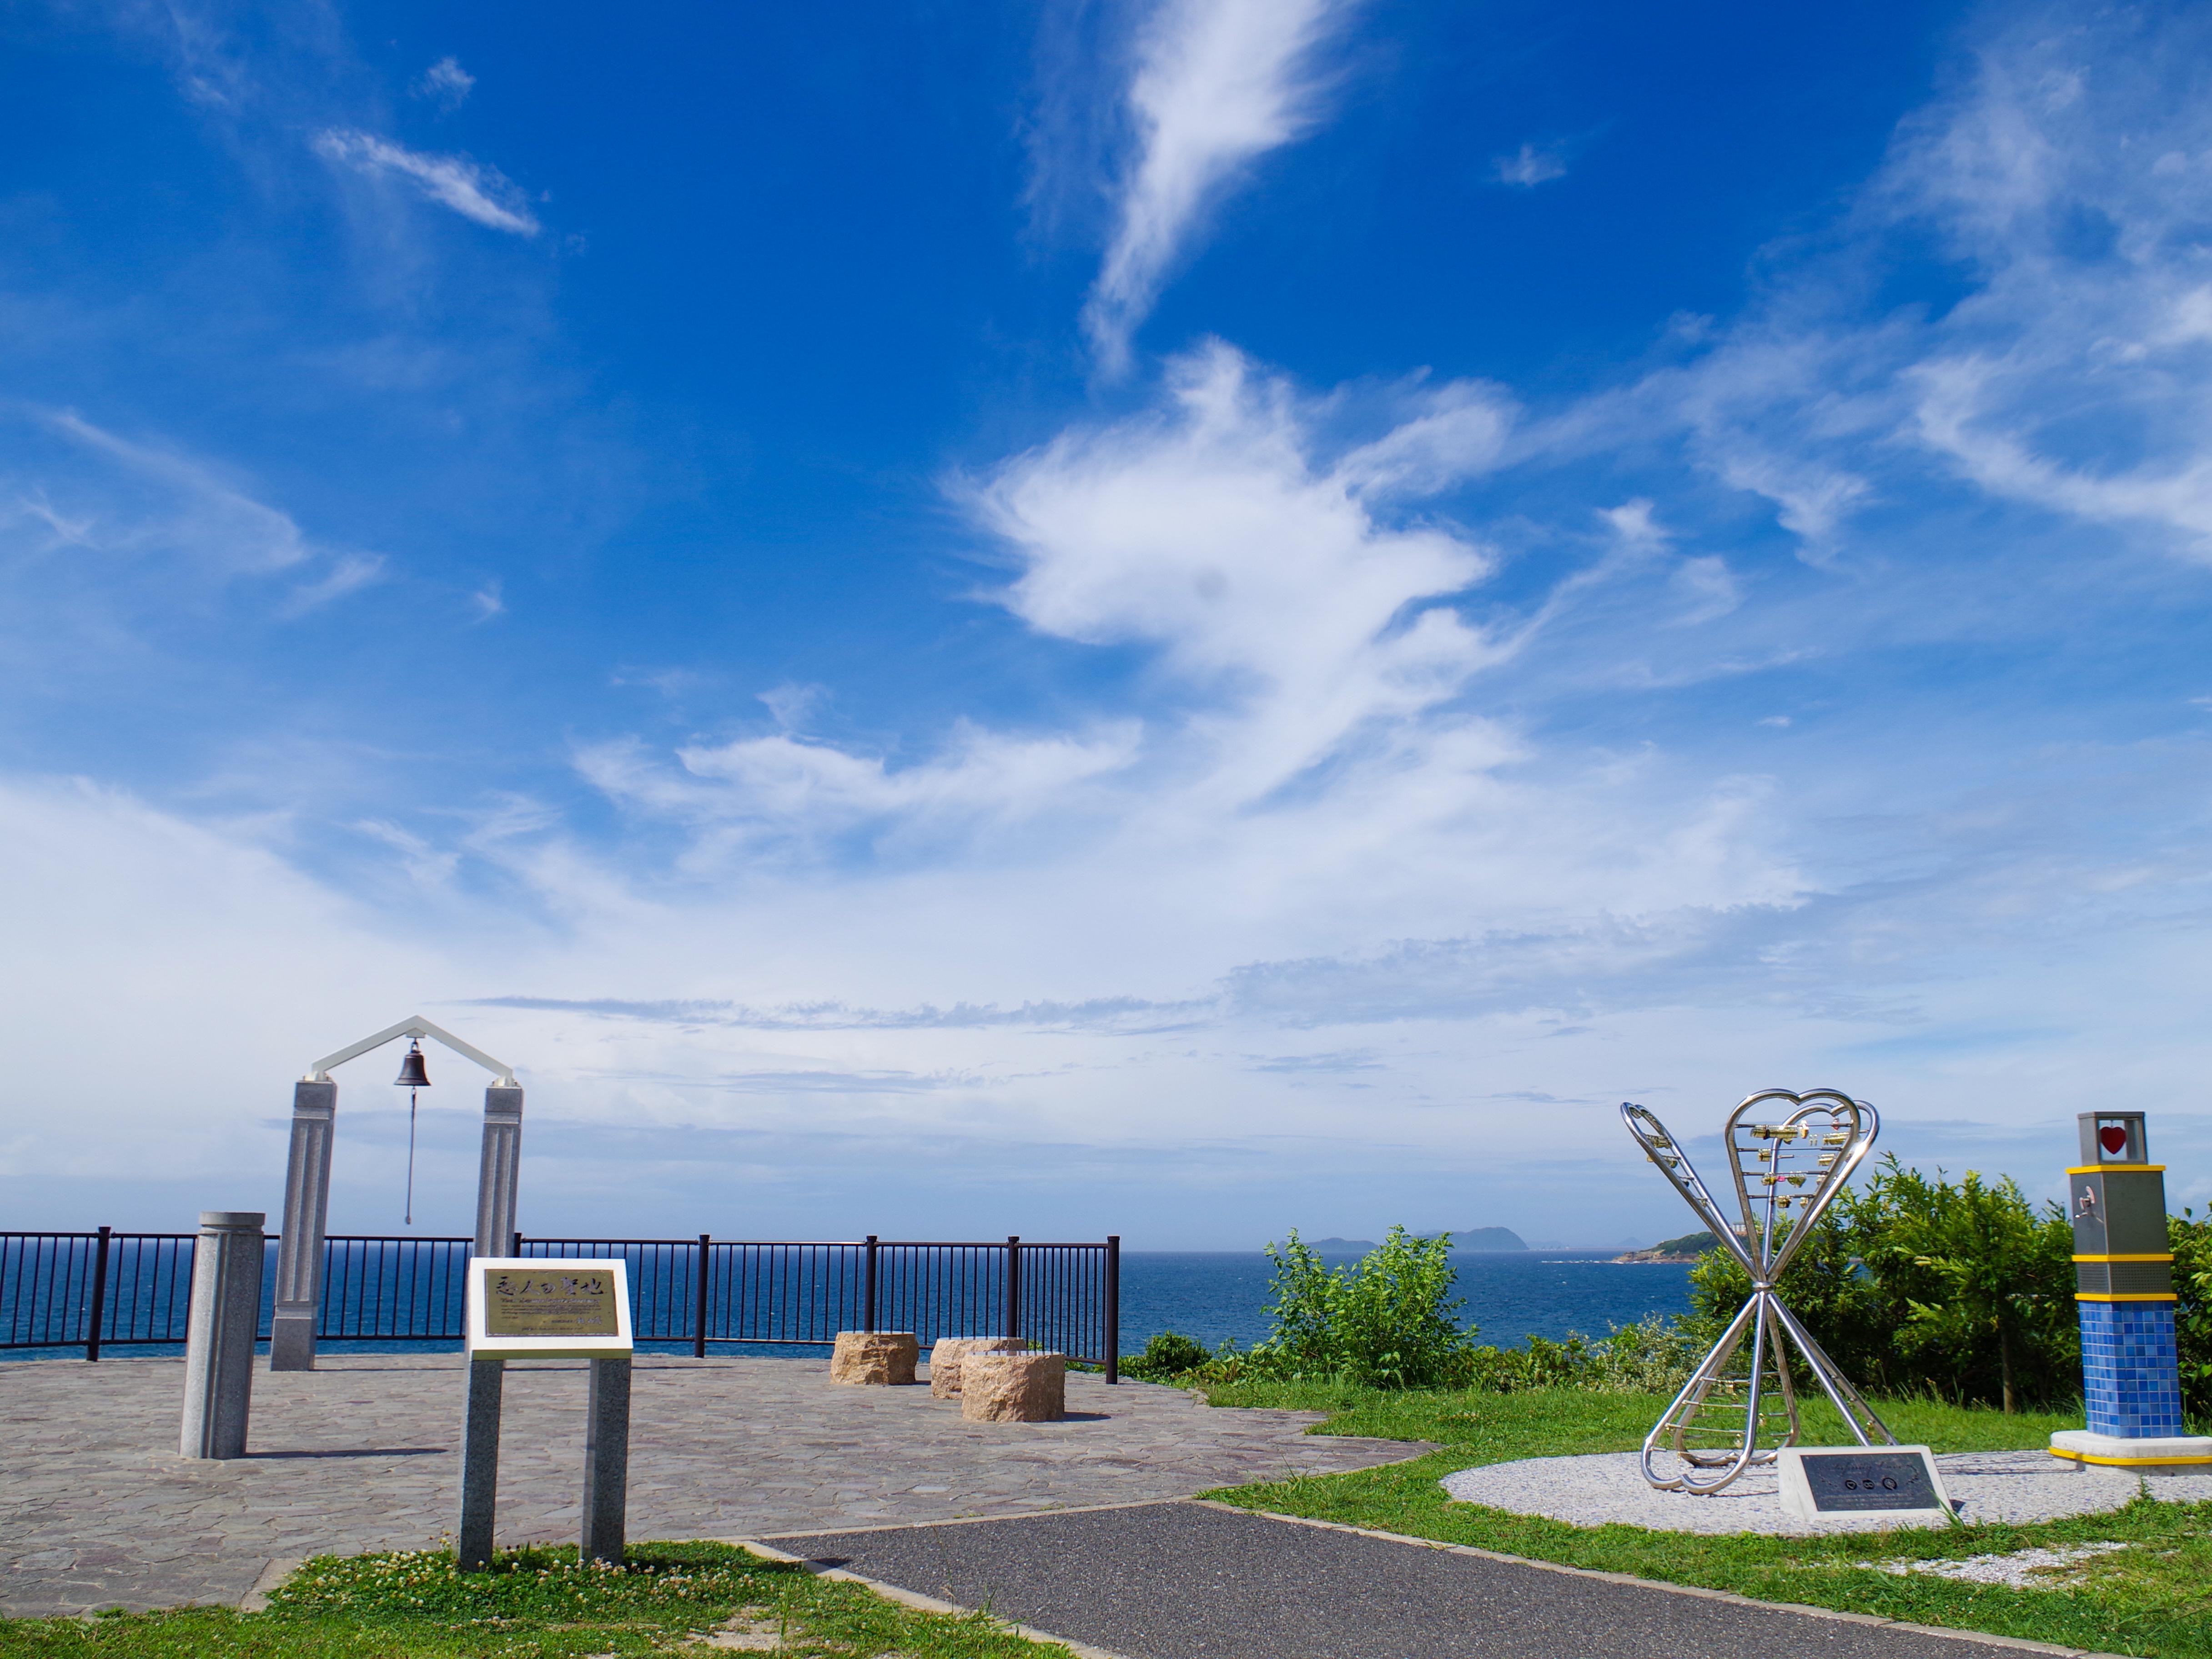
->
[[1620, 1089, 1900, 1494]]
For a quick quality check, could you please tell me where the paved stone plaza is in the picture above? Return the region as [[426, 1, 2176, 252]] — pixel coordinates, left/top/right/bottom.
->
[[0, 1354, 1422, 1619]]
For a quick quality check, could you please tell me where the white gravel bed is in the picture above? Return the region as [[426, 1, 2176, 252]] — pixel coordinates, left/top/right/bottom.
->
[[1861, 1540, 2131, 1588], [1439, 1449, 2212, 1534]]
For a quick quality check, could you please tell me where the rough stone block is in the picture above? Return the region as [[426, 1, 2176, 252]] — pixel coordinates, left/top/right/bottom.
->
[[927, 1337, 1027, 1399], [829, 1331, 919, 1385], [960, 1351, 1065, 1422]]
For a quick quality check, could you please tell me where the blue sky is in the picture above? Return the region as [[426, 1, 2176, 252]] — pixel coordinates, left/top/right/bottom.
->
[[6, 0, 2212, 1247]]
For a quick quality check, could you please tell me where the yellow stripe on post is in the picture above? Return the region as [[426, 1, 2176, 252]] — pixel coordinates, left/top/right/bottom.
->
[[2049, 1447, 2212, 1467], [2066, 1164, 2165, 1175], [2074, 1292, 2179, 1302], [2072, 1253, 2176, 1263]]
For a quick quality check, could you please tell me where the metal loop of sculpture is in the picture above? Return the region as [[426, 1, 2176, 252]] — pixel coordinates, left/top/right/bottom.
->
[[1620, 1089, 1899, 1494]]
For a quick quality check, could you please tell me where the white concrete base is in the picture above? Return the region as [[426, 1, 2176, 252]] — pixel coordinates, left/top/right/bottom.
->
[[2050, 1429, 2212, 1474], [1440, 1448, 2205, 1534]]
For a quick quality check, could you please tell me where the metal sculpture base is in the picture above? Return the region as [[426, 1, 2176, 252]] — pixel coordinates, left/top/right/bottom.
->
[[1624, 1090, 1898, 1495]]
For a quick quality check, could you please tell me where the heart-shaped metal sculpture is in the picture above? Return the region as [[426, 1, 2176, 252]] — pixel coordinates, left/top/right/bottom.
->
[[2101, 1125, 2130, 1155], [1620, 1089, 1898, 1494]]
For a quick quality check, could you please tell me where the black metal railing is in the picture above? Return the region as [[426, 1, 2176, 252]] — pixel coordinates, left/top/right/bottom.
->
[[0, 1229, 1120, 1379], [514, 1235, 1118, 1377], [0, 1230, 198, 1359], [317, 1236, 476, 1342]]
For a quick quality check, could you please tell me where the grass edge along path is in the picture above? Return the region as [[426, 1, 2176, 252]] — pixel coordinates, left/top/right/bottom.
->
[[0, 1540, 1080, 1659], [1193, 1381, 2211, 1659]]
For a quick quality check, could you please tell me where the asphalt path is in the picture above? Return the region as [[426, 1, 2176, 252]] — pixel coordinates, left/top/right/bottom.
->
[[765, 1501, 2093, 1659]]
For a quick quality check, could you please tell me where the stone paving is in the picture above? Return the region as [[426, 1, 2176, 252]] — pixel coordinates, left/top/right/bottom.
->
[[0, 1354, 1423, 1619]]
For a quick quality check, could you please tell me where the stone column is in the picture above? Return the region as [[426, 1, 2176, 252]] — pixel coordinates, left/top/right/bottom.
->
[[473, 1086, 523, 1257], [270, 1081, 336, 1371], [457, 1358, 505, 1569], [580, 1357, 632, 1565], [181, 1211, 265, 1458]]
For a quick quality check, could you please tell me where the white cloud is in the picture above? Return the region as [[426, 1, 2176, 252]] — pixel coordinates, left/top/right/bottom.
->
[[31, 409, 312, 574], [313, 128, 541, 236], [1492, 142, 1567, 188], [284, 552, 387, 613], [413, 56, 476, 111], [1083, 0, 1363, 372]]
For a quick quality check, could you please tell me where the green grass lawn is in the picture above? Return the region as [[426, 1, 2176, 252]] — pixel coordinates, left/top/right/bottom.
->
[[0, 1541, 1072, 1659], [1197, 1380, 2209, 1657]]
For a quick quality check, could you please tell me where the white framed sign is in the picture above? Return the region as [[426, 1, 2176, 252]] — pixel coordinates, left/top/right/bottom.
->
[[465, 1257, 633, 1361], [1778, 1445, 1954, 1528]]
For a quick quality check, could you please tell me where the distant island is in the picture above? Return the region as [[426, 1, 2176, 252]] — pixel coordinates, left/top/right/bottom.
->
[[1304, 1237, 1378, 1255], [1615, 1229, 1718, 1263], [1445, 1227, 1528, 1252]]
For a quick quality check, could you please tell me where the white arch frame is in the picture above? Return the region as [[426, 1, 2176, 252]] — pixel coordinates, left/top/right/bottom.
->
[[271, 1015, 525, 1372]]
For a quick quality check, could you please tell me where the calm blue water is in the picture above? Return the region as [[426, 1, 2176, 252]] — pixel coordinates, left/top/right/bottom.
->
[[1119, 1250, 1694, 1354], [1, 1246, 1692, 1363]]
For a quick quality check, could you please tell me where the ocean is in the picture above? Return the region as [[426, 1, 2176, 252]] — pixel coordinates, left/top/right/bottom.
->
[[0, 1244, 1695, 1363], [1119, 1249, 1696, 1354]]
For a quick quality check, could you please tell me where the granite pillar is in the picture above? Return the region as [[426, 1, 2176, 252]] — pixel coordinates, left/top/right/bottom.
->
[[580, 1357, 631, 1565], [473, 1086, 523, 1257], [181, 1211, 264, 1458], [270, 1081, 336, 1371], [457, 1358, 505, 1570]]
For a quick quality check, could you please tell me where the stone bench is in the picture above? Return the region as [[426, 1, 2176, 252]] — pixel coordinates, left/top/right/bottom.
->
[[828, 1331, 919, 1385], [927, 1337, 1028, 1400], [960, 1351, 1065, 1422]]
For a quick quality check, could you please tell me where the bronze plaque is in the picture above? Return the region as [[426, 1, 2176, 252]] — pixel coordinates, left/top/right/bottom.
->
[[481, 1267, 622, 1337]]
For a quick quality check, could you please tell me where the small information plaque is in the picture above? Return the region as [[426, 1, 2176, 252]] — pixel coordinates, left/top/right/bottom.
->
[[466, 1257, 633, 1361], [1778, 1445, 1954, 1527]]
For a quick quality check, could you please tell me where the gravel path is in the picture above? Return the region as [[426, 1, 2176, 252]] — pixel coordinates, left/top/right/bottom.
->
[[0, 1354, 1421, 1618], [769, 1500, 2103, 1659], [1440, 1449, 2207, 1533]]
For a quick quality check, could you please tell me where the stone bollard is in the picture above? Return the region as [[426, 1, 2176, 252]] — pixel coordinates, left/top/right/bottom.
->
[[830, 1331, 919, 1384], [960, 1351, 1065, 1422], [181, 1211, 266, 1458], [928, 1337, 1027, 1400]]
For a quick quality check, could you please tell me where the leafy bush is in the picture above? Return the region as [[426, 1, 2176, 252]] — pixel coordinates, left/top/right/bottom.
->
[[1242, 1225, 1482, 1388], [2168, 1209, 2212, 1422], [1121, 1330, 1212, 1380], [1689, 1155, 2078, 1412]]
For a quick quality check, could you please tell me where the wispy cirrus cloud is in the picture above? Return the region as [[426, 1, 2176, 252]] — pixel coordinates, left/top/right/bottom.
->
[[413, 56, 476, 111], [313, 129, 541, 236], [1083, 0, 1364, 372], [1491, 141, 1569, 188]]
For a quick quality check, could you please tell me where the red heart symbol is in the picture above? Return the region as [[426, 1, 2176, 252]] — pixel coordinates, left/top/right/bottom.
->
[[2100, 1125, 2129, 1155]]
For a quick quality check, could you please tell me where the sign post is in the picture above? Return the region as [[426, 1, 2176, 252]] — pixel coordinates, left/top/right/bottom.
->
[[457, 1258, 635, 1569], [2051, 1113, 2212, 1473]]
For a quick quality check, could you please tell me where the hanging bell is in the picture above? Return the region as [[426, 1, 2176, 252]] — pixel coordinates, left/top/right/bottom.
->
[[394, 1039, 432, 1089]]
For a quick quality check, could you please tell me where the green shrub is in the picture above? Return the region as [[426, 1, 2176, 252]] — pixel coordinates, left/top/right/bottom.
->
[[2168, 1209, 2212, 1422], [1245, 1225, 1481, 1388], [1122, 1330, 1212, 1380], [1689, 1154, 2078, 1412]]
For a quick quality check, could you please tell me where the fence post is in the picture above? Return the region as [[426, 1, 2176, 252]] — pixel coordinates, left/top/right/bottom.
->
[[511, 1232, 523, 1256], [692, 1234, 711, 1359], [1104, 1235, 1120, 1384], [864, 1236, 879, 1333], [1005, 1235, 1021, 1342], [85, 1227, 111, 1363]]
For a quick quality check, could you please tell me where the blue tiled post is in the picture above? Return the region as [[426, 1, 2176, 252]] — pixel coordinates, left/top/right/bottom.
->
[[2052, 1111, 2212, 1473]]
